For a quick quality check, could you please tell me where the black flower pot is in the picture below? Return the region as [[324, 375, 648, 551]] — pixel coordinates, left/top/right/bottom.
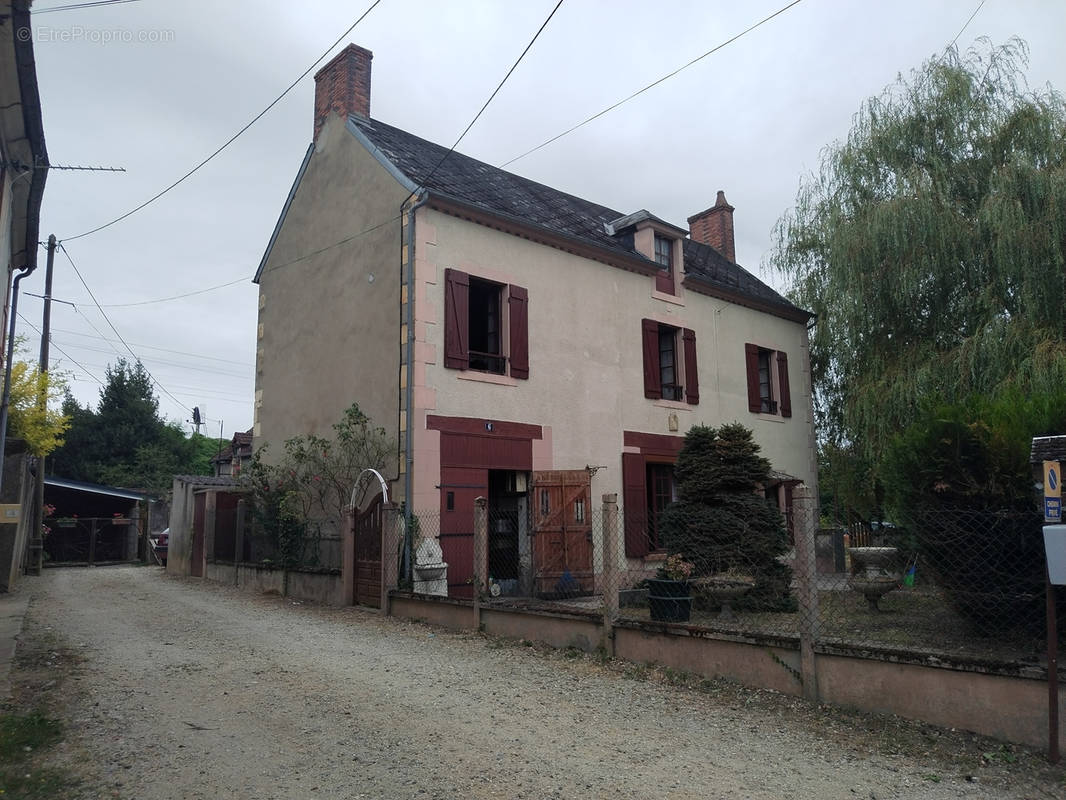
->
[[646, 578, 692, 623]]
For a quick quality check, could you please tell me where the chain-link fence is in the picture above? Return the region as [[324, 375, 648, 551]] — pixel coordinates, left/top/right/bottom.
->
[[397, 494, 1060, 666]]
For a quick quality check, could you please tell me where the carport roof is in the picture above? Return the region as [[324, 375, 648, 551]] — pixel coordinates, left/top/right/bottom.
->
[[44, 477, 152, 502]]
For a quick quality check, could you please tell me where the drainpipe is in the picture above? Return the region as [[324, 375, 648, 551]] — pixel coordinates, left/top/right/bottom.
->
[[0, 263, 37, 496], [402, 191, 428, 582]]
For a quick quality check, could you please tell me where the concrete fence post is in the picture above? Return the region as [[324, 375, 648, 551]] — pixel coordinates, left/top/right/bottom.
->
[[792, 483, 820, 703], [342, 507, 355, 606], [381, 503, 401, 615], [473, 496, 488, 627], [601, 493, 619, 656]]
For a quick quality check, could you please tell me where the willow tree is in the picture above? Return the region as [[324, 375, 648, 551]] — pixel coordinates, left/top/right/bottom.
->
[[771, 39, 1066, 469]]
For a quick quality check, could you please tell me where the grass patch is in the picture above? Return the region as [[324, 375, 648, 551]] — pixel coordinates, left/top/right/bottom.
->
[[0, 711, 77, 800]]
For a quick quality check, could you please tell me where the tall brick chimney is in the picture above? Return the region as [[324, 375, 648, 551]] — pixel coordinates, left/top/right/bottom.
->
[[688, 190, 736, 263], [313, 44, 373, 141]]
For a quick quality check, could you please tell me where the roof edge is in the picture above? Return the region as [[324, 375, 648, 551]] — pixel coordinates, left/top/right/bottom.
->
[[425, 192, 661, 278], [682, 274, 814, 324], [12, 0, 47, 272], [346, 115, 420, 194], [254, 142, 315, 283]]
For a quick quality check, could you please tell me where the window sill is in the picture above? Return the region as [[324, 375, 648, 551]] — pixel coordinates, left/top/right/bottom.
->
[[653, 398, 692, 411], [457, 370, 518, 387], [651, 289, 684, 306], [644, 551, 667, 563], [751, 412, 786, 423]]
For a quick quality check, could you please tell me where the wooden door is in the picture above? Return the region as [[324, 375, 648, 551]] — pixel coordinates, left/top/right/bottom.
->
[[531, 470, 593, 596], [354, 497, 383, 608], [439, 466, 488, 598]]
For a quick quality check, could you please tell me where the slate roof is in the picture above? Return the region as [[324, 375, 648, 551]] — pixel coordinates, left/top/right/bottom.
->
[[350, 116, 807, 319]]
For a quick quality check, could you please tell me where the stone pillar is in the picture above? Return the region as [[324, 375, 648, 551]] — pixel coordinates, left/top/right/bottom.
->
[[600, 493, 619, 656], [473, 497, 488, 625], [792, 483, 820, 702]]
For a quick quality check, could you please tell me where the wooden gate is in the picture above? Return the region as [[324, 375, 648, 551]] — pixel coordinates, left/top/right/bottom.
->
[[531, 470, 593, 596], [353, 496, 383, 608]]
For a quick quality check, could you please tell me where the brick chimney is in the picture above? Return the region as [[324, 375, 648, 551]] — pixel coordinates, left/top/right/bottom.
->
[[313, 44, 373, 141], [688, 190, 736, 263]]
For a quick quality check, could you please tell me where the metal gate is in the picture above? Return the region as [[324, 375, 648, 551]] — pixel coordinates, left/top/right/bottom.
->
[[353, 497, 383, 608], [44, 516, 147, 566]]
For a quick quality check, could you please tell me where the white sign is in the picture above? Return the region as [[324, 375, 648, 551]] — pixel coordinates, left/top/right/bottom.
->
[[1045, 525, 1066, 586]]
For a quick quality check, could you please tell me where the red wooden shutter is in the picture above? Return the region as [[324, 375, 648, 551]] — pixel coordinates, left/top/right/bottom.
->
[[777, 351, 792, 418], [622, 452, 649, 558], [443, 269, 469, 370], [642, 319, 661, 399], [744, 343, 761, 413], [508, 285, 529, 379], [682, 328, 699, 405]]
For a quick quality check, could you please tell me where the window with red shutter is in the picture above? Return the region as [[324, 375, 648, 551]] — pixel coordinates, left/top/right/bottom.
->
[[444, 269, 469, 369], [746, 343, 792, 417], [641, 319, 661, 399], [508, 285, 529, 379], [682, 328, 699, 405], [622, 452, 650, 558]]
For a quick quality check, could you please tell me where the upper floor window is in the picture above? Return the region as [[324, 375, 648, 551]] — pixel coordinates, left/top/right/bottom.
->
[[642, 319, 699, 405], [653, 234, 675, 295], [444, 268, 529, 379], [745, 343, 791, 417]]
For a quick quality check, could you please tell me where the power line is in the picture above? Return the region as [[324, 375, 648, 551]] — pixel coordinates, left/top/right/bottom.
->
[[500, 0, 805, 168], [51, 341, 253, 379], [949, 0, 985, 51], [95, 275, 252, 307], [62, 0, 384, 242], [46, 326, 252, 366], [263, 0, 566, 280], [34, 0, 140, 14], [58, 243, 193, 414], [16, 312, 104, 386], [408, 0, 565, 194]]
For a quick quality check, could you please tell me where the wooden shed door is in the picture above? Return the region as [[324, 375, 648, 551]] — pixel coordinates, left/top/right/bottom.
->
[[531, 470, 593, 596], [439, 466, 488, 599], [354, 497, 383, 608]]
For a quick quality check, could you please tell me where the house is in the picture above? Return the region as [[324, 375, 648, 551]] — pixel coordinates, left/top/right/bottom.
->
[[0, 0, 47, 591], [211, 428, 253, 477], [254, 44, 817, 600]]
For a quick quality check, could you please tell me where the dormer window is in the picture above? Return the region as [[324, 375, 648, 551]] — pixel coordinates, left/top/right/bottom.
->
[[654, 234, 675, 294]]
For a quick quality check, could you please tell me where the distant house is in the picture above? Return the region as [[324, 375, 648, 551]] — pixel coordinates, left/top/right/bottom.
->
[[253, 44, 818, 599], [211, 429, 253, 477]]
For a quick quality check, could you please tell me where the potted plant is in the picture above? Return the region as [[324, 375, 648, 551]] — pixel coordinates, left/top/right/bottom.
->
[[646, 553, 694, 622]]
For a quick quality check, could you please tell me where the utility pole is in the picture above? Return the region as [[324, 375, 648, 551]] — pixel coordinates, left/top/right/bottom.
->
[[27, 234, 55, 575]]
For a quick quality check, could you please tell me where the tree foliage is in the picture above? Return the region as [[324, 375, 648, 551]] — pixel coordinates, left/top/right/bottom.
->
[[48, 359, 219, 492], [6, 359, 70, 457], [657, 423, 794, 611], [771, 39, 1066, 468], [244, 403, 393, 568]]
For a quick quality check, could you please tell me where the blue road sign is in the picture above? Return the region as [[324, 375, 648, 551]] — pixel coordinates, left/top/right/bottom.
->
[[1046, 497, 1062, 523]]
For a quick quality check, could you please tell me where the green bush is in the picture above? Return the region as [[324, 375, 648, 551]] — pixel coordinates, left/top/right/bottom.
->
[[658, 423, 794, 611]]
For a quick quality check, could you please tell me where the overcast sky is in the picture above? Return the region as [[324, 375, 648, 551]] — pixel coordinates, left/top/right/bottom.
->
[[23, 0, 1066, 440]]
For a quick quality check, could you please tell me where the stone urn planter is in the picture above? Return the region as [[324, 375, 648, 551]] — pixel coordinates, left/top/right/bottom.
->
[[694, 575, 755, 621], [646, 578, 692, 623], [848, 546, 899, 611]]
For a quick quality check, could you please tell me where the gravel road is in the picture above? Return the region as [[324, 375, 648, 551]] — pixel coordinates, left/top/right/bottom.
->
[[13, 566, 1065, 799]]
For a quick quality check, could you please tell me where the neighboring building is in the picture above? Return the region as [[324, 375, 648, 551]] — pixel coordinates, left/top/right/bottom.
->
[[212, 429, 253, 477], [254, 44, 818, 598], [0, 0, 47, 592], [0, 0, 47, 362]]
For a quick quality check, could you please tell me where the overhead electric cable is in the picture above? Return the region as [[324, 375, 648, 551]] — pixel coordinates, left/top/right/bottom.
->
[[58, 243, 193, 413], [500, 0, 805, 167], [949, 0, 985, 50], [410, 0, 565, 193], [95, 275, 252, 307], [48, 327, 252, 366], [34, 0, 140, 14], [16, 312, 104, 386], [63, 0, 384, 242]]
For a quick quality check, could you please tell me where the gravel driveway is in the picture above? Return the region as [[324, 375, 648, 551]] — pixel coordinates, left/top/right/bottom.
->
[[13, 566, 1064, 799]]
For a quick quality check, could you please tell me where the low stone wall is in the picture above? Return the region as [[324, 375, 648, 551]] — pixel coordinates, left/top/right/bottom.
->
[[202, 561, 344, 605], [387, 591, 1066, 751]]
